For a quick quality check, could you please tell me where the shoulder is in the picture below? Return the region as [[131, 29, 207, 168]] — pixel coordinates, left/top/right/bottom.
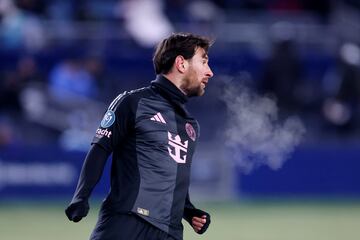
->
[[107, 87, 153, 112]]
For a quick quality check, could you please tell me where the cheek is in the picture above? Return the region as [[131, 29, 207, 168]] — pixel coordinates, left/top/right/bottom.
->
[[187, 65, 202, 86], [192, 66, 202, 79], [188, 69, 198, 82], [193, 72, 202, 85]]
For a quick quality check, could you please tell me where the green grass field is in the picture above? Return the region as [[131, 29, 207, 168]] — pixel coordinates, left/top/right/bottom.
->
[[1, 200, 360, 240]]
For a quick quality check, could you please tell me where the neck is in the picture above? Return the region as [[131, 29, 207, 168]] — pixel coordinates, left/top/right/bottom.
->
[[162, 73, 187, 96]]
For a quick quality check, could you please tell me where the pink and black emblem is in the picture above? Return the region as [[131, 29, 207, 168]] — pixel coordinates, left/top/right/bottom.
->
[[185, 123, 196, 141]]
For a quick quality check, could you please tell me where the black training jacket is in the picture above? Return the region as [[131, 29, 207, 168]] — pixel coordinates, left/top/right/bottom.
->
[[73, 75, 202, 240]]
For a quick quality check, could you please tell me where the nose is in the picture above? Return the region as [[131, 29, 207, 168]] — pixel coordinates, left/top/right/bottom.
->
[[206, 66, 214, 78]]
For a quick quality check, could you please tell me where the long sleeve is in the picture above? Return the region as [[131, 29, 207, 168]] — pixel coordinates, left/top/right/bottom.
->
[[183, 191, 211, 234], [183, 191, 196, 224], [70, 143, 111, 203], [69, 91, 133, 205]]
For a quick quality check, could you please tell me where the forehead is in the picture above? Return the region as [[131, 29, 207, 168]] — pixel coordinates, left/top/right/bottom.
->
[[193, 47, 208, 59]]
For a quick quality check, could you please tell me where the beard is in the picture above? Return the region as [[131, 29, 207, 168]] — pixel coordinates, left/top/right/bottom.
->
[[181, 80, 204, 97], [180, 71, 205, 97]]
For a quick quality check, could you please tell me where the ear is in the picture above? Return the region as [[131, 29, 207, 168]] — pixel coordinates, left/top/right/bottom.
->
[[174, 55, 187, 73]]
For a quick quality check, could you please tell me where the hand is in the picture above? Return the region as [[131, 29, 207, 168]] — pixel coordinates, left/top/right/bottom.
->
[[65, 200, 89, 222], [192, 214, 210, 234]]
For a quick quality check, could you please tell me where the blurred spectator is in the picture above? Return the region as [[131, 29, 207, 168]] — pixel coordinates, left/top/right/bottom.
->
[[0, 55, 40, 112], [0, 71, 23, 113], [120, 0, 173, 47], [0, 55, 46, 146], [260, 31, 304, 113], [322, 42, 360, 135], [49, 57, 99, 104], [17, 55, 44, 84], [0, 117, 15, 146], [83, 56, 110, 102], [186, 0, 223, 25], [46, 56, 106, 150], [0, 0, 46, 52], [164, 0, 221, 24]]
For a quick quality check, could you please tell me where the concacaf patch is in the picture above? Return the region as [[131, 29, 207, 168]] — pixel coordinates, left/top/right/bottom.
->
[[185, 123, 196, 141], [100, 110, 115, 128]]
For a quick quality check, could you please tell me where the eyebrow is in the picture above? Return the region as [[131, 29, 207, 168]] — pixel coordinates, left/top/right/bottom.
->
[[202, 53, 209, 60]]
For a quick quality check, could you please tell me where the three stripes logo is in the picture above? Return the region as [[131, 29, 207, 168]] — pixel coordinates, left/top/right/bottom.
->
[[150, 112, 166, 124]]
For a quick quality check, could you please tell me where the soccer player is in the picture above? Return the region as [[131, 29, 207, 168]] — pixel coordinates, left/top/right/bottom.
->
[[65, 32, 214, 240]]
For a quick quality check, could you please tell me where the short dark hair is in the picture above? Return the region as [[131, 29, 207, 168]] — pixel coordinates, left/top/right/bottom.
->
[[153, 32, 212, 75]]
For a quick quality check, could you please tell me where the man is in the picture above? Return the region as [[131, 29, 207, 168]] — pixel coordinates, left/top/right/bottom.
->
[[65, 32, 214, 240]]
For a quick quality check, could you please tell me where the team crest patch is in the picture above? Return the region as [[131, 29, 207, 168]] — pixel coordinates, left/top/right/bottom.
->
[[185, 123, 196, 141], [100, 110, 115, 128]]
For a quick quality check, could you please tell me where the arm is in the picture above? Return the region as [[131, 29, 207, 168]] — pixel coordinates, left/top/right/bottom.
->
[[65, 91, 132, 222], [183, 191, 211, 234], [65, 143, 110, 222]]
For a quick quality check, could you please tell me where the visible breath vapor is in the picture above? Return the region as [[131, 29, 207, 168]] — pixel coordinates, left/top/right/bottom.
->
[[220, 76, 306, 173]]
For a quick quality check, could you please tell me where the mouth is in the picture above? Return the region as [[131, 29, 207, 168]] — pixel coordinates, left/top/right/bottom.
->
[[201, 80, 208, 88]]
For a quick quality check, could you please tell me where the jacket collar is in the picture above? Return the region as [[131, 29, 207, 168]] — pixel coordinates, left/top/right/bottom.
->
[[151, 75, 188, 104]]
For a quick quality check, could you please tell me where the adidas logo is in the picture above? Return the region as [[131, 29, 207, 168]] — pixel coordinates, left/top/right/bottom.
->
[[150, 112, 166, 124]]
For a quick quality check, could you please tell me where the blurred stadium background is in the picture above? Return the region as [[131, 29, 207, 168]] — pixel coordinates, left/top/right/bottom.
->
[[1, 0, 360, 239]]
